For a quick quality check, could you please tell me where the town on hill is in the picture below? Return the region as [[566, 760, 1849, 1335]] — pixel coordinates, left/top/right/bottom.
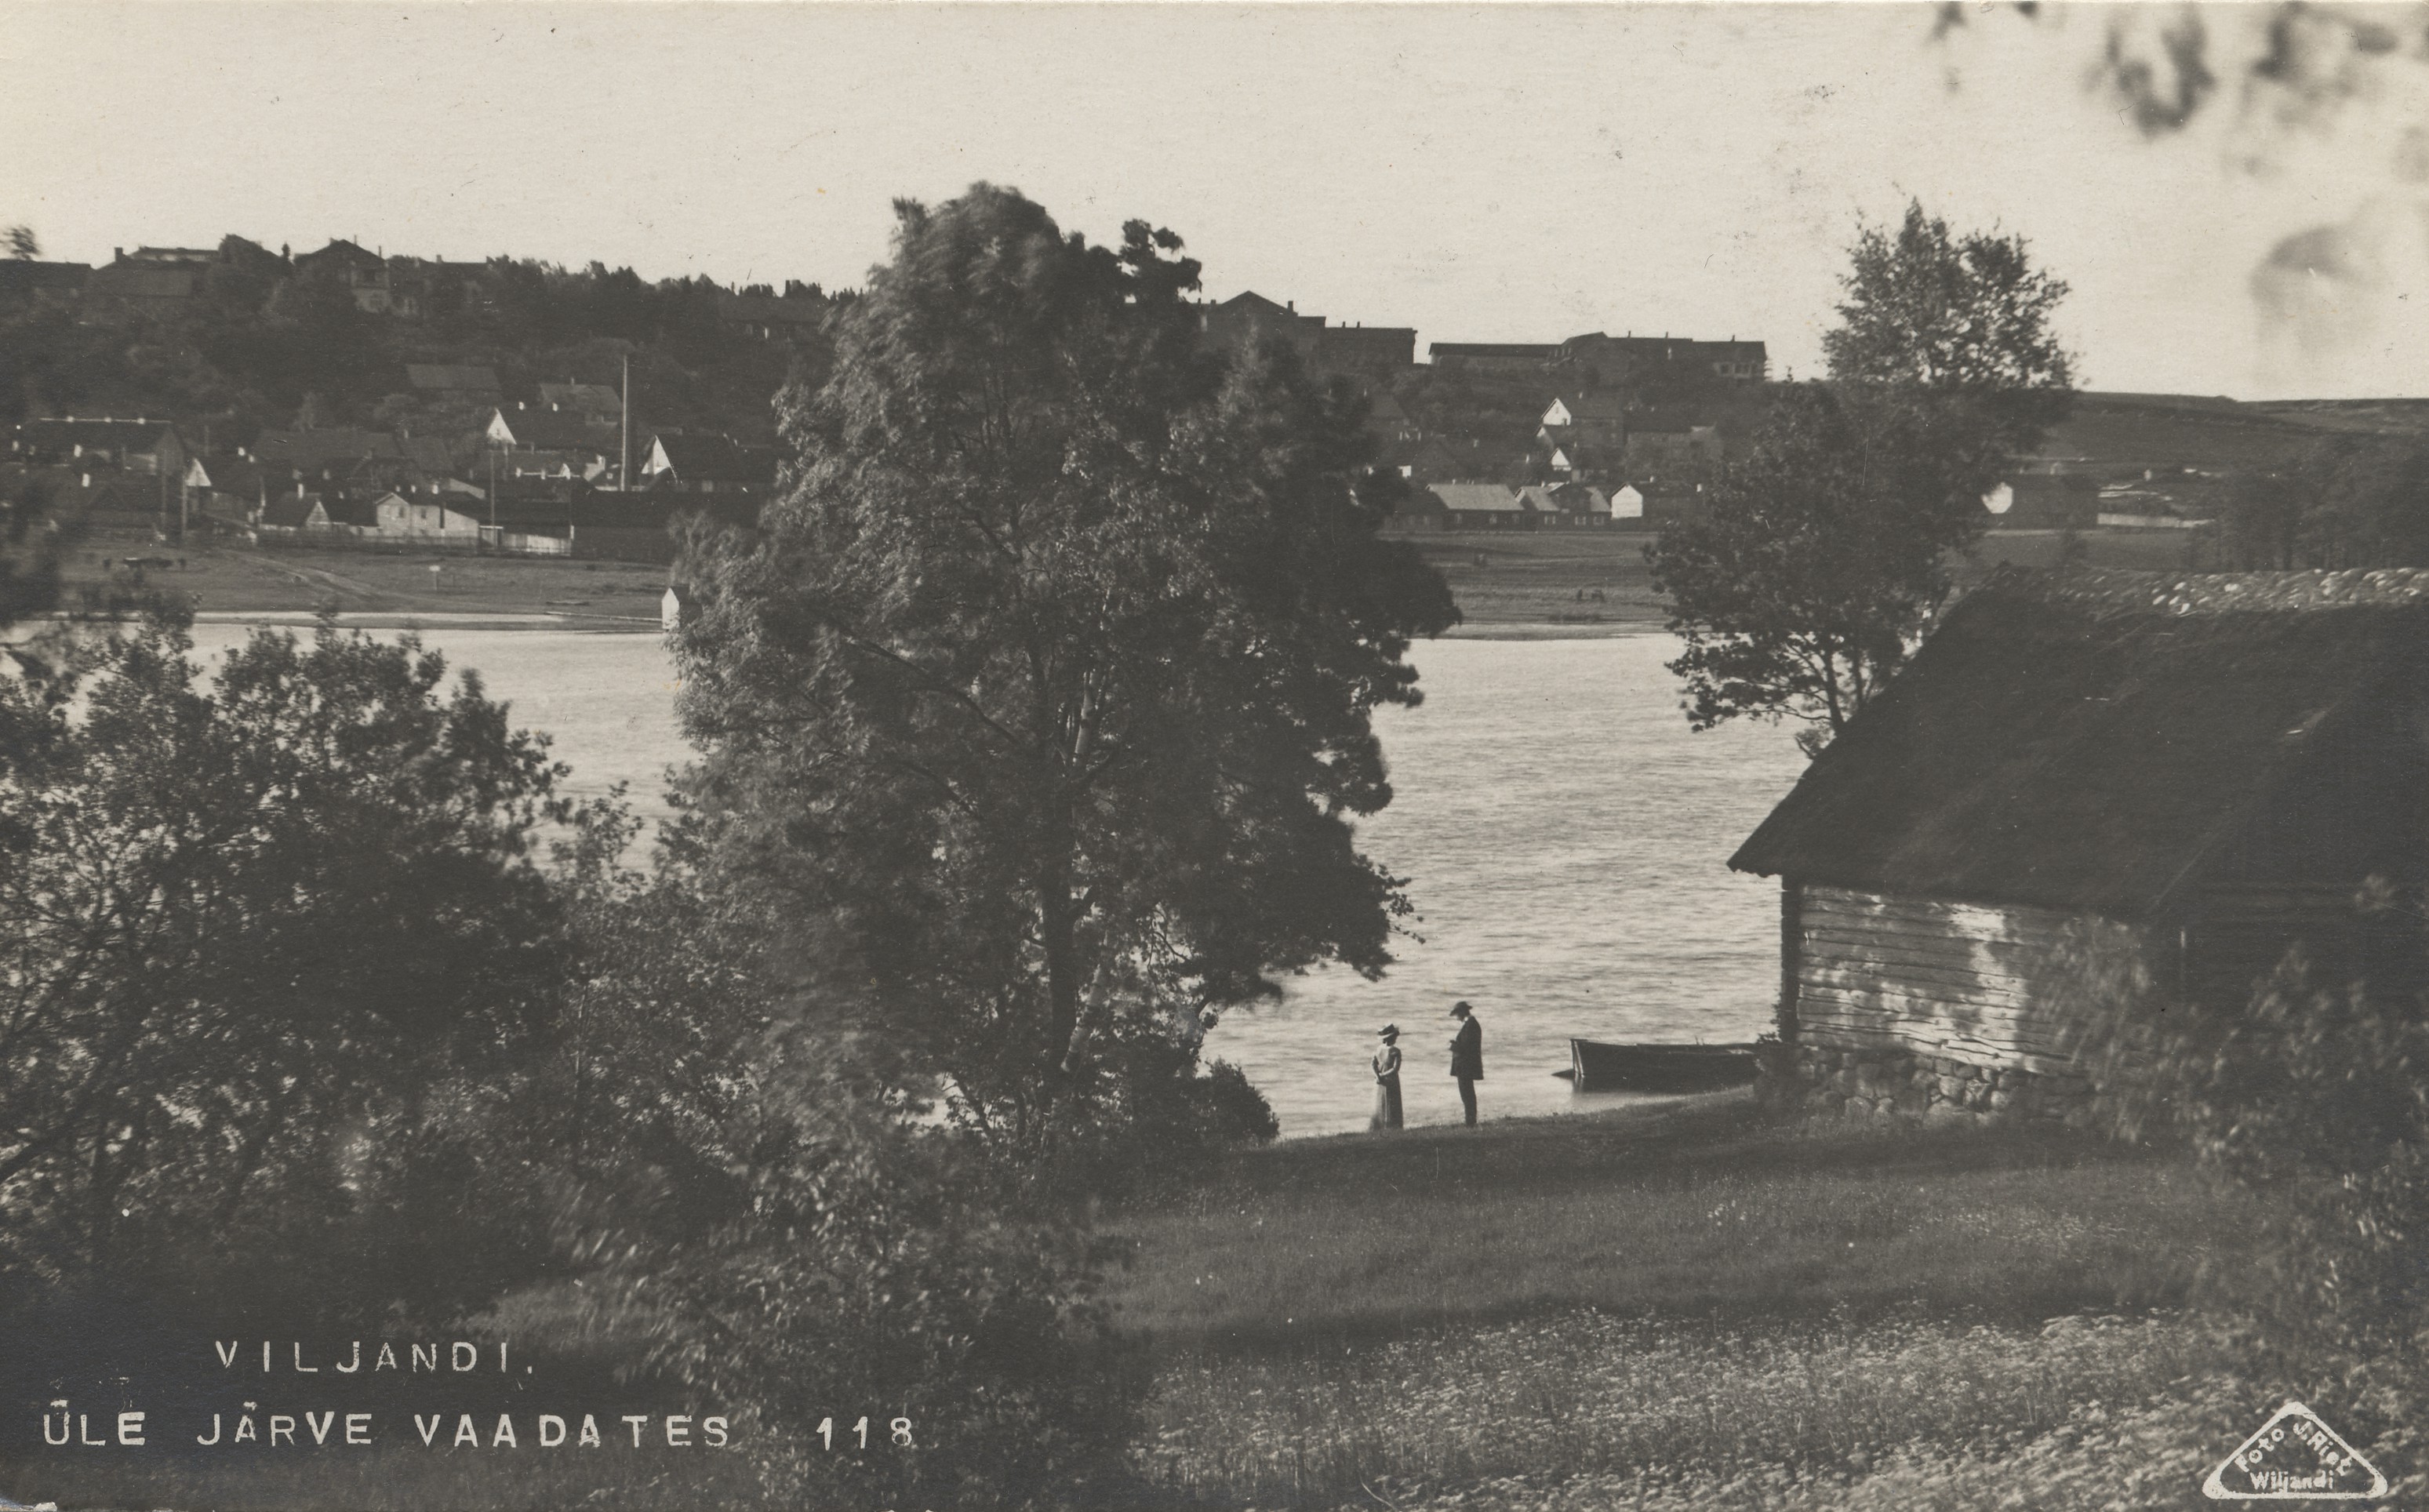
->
[[7, 240, 2427, 575]]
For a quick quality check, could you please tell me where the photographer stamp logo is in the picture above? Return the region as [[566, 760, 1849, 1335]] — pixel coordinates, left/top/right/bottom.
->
[[2203, 1401, 2387, 1500]]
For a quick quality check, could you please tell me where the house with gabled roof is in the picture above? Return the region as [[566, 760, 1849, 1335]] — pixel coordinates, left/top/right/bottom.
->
[[485, 405, 618, 455], [1427, 482, 1532, 529], [718, 289, 827, 341], [642, 432, 776, 495], [258, 492, 330, 534], [9, 417, 186, 476], [1732, 568, 2429, 1125], [1365, 393, 1421, 443], [1198, 292, 1414, 379], [1428, 342, 1558, 373], [295, 238, 396, 312], [1538, 392, 1628, 445], [86, 249, 205, 314], [0, 465, 165, 536], [537, 380, 620, 419], [369, 489, 482, 540]]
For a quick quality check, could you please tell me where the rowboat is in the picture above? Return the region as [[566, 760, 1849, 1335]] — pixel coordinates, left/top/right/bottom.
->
[[1561, 1038, 1758, 1092]]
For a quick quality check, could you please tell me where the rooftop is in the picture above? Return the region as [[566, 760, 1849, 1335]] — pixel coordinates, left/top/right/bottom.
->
[[1729, 568, 2429, 918]]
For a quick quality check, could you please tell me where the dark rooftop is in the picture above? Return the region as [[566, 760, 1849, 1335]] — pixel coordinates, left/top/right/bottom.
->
[[1729, 569, 2429, 918]]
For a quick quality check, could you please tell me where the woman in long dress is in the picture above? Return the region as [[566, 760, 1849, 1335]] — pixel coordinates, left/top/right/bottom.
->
[[1370, 1024, 1404, 1131]]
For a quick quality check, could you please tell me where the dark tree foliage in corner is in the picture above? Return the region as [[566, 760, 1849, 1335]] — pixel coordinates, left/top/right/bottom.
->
[[672, 183, 1456, 1151], [0, 617, 570, 1318], [1650, 201, 2074, 757]]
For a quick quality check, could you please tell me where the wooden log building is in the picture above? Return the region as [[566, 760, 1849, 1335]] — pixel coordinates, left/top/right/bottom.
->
[[1729, 569, 2429, 1122]]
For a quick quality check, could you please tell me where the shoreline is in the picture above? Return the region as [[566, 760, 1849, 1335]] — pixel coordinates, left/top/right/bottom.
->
[[52, 610, 1662, 642]]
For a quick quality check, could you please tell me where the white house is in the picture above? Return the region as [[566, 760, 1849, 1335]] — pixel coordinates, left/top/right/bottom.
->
[[369, 491, 483, 540], [1612, 484, 1645, 521], [1538, 392, 1627, 445]]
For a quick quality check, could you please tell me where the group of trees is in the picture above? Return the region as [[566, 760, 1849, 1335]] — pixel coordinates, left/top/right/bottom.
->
[[0, 236, 840, 449], [0, 184, 1453, 1507], [2217, 433, 2429, 571]]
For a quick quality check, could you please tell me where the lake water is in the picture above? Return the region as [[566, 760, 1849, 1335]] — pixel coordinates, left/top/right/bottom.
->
[[187, 623, 1810, 1139]]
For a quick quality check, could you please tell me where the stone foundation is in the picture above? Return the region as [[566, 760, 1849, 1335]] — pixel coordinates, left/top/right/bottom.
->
[[1764, 1041, 2096, 1128]]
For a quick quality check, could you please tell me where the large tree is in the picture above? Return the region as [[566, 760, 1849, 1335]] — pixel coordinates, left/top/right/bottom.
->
[[1650, 203, 2074, 754], [671, 184, 1456, 1150], [1822, 198, 2074, 459]]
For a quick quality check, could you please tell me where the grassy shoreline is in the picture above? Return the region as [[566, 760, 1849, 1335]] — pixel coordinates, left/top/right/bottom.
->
[[1108, 1096, 2258, 1510], [61, 527, 2212, 631], [0, 1100, 2275, 1510]]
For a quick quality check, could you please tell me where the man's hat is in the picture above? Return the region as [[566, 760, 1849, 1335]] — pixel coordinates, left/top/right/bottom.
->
[[1450, 1000, 1473, 1016], [1378, 1023, 1399, 1037]]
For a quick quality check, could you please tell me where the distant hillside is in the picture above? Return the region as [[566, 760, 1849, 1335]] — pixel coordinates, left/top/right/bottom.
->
[[2031, 392, 2331, 476], [2245, 398, 2429, 435]]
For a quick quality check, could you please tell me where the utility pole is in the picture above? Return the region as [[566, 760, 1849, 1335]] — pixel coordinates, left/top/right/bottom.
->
[[620, 353, 632, 492]]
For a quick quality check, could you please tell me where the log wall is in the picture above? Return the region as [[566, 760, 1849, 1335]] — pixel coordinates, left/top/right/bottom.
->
[[1778, 882, 2153, 1124]]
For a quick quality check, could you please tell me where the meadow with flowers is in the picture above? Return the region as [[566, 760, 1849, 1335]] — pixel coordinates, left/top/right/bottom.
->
[[1107, 1096, 2305, 1510]]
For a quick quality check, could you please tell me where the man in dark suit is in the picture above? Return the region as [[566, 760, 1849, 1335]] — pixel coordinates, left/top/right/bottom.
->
[[1449, 1001, 1483, 1126]]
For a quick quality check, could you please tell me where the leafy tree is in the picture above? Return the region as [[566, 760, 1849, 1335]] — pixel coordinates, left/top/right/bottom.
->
[[0, 616, 570, 1308], [4, 226, 35, 261], [1653, 205, 2074, 754], [1649, 385, 1998, 755], [1822, 198, 2074, 458], [672, 184, 1455, 1153]]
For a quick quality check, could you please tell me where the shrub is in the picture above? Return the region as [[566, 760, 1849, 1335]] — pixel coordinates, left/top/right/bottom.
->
[[2170, 951, 2429, 1368], [552, 1035, 1146, 1510]]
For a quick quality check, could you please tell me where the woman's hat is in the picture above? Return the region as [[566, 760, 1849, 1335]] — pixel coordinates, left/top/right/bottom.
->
[[1377, 1023, 1399, 1037]]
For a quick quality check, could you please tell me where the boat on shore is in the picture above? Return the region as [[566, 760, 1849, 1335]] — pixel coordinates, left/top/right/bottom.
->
[[1561, 1038, 1758, 1092]]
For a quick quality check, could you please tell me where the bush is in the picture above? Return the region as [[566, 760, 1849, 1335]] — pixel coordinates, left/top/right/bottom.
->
[[520, 868, 1149, 1510], [2170, 951, 2429, 1368], [0, 615, 571, 1323], [550, 1037, 1146, 1510]]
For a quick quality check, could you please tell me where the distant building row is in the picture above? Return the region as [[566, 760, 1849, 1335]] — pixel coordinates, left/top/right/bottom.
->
[[6, 406, 777, 562]]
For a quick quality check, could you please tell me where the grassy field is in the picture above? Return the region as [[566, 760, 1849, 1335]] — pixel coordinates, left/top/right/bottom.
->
[[0, 1101, 2300, 1511], [1110, 1096, 2270, 1510]]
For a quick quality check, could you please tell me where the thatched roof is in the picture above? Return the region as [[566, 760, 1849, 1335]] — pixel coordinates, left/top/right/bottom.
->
[[1729, 569, 2429, 918]]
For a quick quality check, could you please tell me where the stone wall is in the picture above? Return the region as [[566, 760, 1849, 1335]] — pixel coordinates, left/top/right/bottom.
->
[[1765, 1041, 2097, 1128]]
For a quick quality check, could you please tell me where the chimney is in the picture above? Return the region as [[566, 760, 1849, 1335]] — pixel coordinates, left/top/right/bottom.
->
[[113, 247, 122, 262]]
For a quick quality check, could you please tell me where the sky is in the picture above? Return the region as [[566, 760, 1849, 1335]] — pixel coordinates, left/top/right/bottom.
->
[[4, 2, 2427, 399]]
